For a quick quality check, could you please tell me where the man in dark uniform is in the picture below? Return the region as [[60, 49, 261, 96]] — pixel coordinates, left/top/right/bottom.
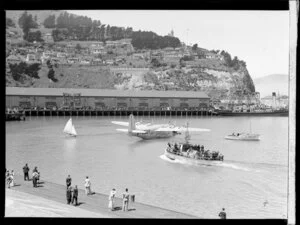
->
[[219, 208, 226, 219], [72, 185, 78, 206], [66, 175, 72, 188], [23, 163, 30, 181], [66, 186, 72, 204]]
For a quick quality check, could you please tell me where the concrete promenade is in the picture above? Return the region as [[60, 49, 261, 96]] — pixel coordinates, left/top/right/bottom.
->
[[5, 174, 197, 218]]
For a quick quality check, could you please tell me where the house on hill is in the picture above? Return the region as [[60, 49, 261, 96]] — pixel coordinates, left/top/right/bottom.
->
[[43, 33, 54, 43], [6, 55, 22, 64]]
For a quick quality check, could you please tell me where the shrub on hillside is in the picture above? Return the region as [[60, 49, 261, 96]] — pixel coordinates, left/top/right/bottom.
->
[[9, 62, 41, 81], [47, 68, 58, 82]]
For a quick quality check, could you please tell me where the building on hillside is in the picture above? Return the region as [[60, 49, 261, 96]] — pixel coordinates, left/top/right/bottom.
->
[[204, 52, 224, 61], [167, 29, 174, 37], [43, 33, 53, 43], [26, 54, 36, 62], [6, 55, 23, 64], [91, 58, 102, 65], [6, 87, 210, 110], [91, 46, 106, 55], [150, 51, 164, 61]]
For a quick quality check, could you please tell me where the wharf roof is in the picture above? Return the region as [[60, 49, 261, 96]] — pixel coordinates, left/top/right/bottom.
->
[[6, 87, 209, 99]]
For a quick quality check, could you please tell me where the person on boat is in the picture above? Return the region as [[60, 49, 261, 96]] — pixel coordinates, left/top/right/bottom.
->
[[84, 176, 92, 195], [23, 163, 30, 181], [200, 145, 204, 152], [108, 188, 116, 211], [237, 133, 240, 136], [174, 143, 178, 151], [232, 132, 235, 136], [218, 208, 226, 219], [72, 185, 79, 206], [66, 175, 72, 188]]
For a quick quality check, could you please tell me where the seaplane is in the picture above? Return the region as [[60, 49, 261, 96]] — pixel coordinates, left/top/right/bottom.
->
[[111, 114, 210, 140]]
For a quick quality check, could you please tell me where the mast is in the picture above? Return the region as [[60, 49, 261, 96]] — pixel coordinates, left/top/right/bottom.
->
[[184, 122, 191, 144]]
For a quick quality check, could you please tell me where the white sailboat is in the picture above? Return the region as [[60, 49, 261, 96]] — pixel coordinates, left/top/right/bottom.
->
[[225, 120, 260, 141], [63, 118, 77, 137]]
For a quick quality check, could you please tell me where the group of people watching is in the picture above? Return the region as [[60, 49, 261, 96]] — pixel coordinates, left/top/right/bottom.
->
[[167, 143, 223, 161], [66, 175, 79, 206], [108, 188, 133, 212]]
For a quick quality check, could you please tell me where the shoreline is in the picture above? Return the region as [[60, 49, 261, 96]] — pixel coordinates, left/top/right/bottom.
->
[[5, 174, 198, 218]]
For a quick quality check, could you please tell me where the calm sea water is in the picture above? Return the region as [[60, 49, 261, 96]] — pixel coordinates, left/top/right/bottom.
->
[[5, 115, 288, 218]]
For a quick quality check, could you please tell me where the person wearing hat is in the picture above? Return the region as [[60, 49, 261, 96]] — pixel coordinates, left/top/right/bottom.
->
[[66, 186, 72, 204], [72, 185, 79, 206], [23, 163, 30, 181], [219, 208, 226, 219], [122, 188, 130, 211], [108, 188, 116, 211]]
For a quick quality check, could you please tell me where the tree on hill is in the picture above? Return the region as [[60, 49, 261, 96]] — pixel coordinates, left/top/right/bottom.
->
[[6, 18, 15, 28], [18, 11, 39, 41], [192, 43, 198, 51], [43, 15, 56, 28], [27, 30, 44, 43]]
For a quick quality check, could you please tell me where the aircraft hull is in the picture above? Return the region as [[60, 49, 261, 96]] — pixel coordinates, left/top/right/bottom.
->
[[133, 131, 179, 140]]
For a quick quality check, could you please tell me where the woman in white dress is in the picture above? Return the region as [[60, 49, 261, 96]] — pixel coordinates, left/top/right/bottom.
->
[[84, 176, 92, 195], [108, 189, 116, 211]]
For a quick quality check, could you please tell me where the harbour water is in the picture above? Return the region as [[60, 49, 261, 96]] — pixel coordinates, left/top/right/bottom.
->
[[5, 115, 288, 218]]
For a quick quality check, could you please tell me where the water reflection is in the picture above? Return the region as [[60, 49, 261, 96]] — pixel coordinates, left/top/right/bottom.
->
[[63, 137, 77, 152]]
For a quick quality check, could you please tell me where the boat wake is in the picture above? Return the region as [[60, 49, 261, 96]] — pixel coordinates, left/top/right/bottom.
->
[[160, 155, 258, 172], [214, 162, 251, 172], [160, 154, 182, 164]]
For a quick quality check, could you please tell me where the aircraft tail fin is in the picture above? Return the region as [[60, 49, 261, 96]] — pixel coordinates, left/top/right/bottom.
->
[[128, 114, 136, 133]]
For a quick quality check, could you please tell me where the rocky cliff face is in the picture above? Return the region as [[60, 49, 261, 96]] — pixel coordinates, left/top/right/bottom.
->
[[114, 65, 256, 100]]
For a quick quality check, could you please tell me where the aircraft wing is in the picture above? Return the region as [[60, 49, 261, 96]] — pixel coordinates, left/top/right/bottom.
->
[[111, 121, 129, 126], [155, 127, 210, 132], [116, 128, 147, 134], [178, 127, 210, 132], [131, 130, 147, 134], [116, 128, 129, 132]]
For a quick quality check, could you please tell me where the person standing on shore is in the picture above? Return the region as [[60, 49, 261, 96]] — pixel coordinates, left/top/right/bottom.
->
[[66, 186, 72, 204], [33, 167, 38, 173], [218, 208, 226, 219], [84, 176, 91, 195], [23, 164, 30, 181], [66, 175, 72, 188], [10, 170, 15, 187], [32, 171, 38, 188], [108, 188, 116, 211], [72, 185, 78, 206], [6, 170, 12, 188], [122, 188, 130, 211]]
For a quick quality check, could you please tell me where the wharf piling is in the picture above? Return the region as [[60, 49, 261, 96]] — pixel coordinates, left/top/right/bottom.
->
[[22, 109, 217, 117]]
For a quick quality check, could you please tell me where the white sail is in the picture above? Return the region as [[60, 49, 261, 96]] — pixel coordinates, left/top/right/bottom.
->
[[63, 118, 77, 136], [71, 125, 77, 136]]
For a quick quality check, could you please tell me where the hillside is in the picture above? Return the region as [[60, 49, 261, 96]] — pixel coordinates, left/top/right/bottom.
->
[[5, 10, 257, 101], [254, 74, 288, 97]]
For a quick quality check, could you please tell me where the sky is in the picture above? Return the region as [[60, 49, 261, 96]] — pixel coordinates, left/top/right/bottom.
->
[[67, 10, 289, 79]]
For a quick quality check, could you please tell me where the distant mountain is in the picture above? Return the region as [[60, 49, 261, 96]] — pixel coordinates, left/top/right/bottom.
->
[[254, 74, 288, 98]]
